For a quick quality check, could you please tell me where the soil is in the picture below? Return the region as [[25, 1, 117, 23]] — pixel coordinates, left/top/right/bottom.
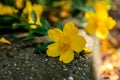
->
[[0, 32, 94, 80]]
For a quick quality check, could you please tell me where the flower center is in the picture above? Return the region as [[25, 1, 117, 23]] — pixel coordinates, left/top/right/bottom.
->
[[58, 35, 71, 51]]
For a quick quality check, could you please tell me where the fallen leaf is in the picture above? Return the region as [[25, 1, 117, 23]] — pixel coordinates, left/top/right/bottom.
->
[[0, 37, 11, 44]]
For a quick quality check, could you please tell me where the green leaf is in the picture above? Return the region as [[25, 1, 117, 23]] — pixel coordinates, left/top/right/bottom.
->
[[34, 41, 54, 53], [23, 18, 51, 40], [32, 10, 37, 23], [31, 27, 48, 36], [72, 0, 95, 12], [80, 49, 85, 56], [0, 15, 20, 29], [40, 17, 51, 30], [56, 22, 64, 31], [12, 23, 29, 29], [37, 0, 46, 5]]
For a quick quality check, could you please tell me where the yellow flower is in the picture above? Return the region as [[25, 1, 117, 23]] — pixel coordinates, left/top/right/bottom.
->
[[87, 0, 112, 11], [0, 3, 18, 15], [85, 10, 116, 39], [23, 0, 32, 14], [15, 0, 24, 9], [33, 4, 43, 26], [22, 0, 43, 28], [47, 22, 86, 63], [28, 15, 37, 29]]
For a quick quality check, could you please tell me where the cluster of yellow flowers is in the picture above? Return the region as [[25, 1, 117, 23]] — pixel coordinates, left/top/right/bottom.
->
[[85, 0, 116, 39], [1, 0, 116, 63], [22, 0, 43, 29], [0, 0, 43, 29]]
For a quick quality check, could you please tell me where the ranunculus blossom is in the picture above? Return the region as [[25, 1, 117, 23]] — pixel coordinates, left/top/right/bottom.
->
[[22, 0, 43, 29], [85, 10, 116, 39], [47, 22, 86, 63]]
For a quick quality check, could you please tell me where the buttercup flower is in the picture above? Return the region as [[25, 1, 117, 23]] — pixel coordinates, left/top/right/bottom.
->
[[0, 3, 18, 15], [85, 10, 116, 39], [33, 4, 43, 26], [47, 22, 86, 63], [22, 0, 43, 28]]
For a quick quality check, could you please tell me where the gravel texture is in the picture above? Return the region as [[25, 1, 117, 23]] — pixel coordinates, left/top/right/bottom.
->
[[0, 32, 94, 80]]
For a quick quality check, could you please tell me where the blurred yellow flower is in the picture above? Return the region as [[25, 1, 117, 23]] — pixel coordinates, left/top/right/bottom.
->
[[33, 4, 43, 26], [47, 22, 86, 63], [15, 0, 24, 9], [53, 0, 72, 18], [22, 0, 43, 28], [59, 0, 72, 11], [85, 10, 116, 39], [0, 3, 18, 15], [87, 0, 112, 11]]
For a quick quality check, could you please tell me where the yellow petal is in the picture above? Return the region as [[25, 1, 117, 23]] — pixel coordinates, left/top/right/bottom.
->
[[96, 27, 109, 39], [63, 22, 78, 36], [36, 16, 42, 26], [96, 10, 108, 21], [47, 43, 61, 57], [0, 37, 11, 44], [71, 36, 86, 52], [15, 0, 24, 9], [95, 1, 109, 10], [85, 11, 97, 35], [48, 28, 63, 42], [33, 4, 43, 15], [59, 50, 74, 63], [85, 24, 96, 35], [106, 17, 116, 30], [26, 0, 32, 14], [85, 11, 95, 21], [83, 48, 92, 54], [30, 25, 37, 29]]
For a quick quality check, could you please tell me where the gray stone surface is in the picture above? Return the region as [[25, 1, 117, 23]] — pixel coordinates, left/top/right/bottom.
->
[[0, 32, 95, 80], [79, 30, 101, 80]]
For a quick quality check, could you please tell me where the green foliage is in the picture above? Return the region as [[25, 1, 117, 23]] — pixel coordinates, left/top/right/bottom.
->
[[0, 0, 14, 6], [23, 17, 51, 40], [56, 22, 64, 31], [79, 49, 87, 59], [12, 23, 29, 29], [40, 17, 51, 31], [31, 10, 37, 24], [80, 49, 86, 56], [34, 41, 54, 53], [30, 17, 51, 36], [37, 0, 45, 5], [72, 0, 95, 12], [0, 15, 20, 29]]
